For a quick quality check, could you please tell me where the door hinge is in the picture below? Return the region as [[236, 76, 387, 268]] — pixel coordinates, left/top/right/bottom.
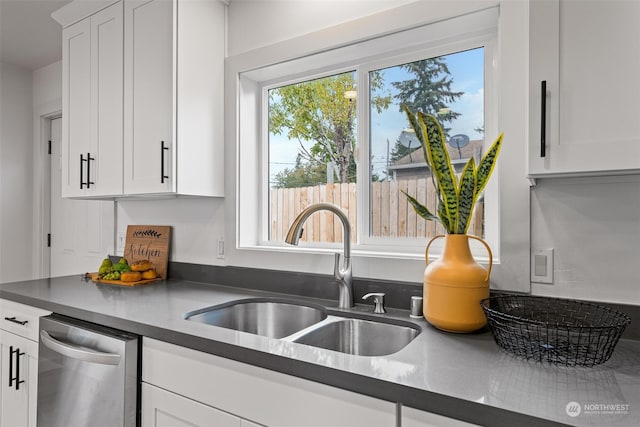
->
[[47, 233, 51, 247], [48, 140, 52, 155]]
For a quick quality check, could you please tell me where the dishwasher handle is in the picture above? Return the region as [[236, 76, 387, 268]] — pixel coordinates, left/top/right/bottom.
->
[[40, 330, 121, 366]]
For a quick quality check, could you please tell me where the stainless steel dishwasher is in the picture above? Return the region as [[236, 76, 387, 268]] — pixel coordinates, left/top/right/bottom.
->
[[37, 314, 139, 427]]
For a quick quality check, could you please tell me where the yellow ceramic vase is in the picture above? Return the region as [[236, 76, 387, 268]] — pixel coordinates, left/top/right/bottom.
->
[[423, 234, 493, 333]]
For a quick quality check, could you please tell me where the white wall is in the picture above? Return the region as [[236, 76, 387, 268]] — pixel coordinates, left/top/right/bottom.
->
[[227, 0, 417, 57], [24, 1, 639, 306], [116, 198, 226, 266], [530, 176, 640, 305], [114, 0, 422, 268], [33, 61, 62, 106], [32, 60, 62, 279], [0, 61, 34, 283], [225, 0, 640, 305]]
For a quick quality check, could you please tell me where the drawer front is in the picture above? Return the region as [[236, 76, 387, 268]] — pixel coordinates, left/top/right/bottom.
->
[[141, 383, 241, 427], [0, 299, 51, 341], [143, 338, 396, 427]]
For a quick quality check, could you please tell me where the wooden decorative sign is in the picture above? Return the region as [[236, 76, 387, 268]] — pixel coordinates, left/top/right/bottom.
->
[[123, 225, 171, 279]]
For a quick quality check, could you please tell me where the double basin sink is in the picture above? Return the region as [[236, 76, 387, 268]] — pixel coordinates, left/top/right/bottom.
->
[[184, 298, 420, 356]]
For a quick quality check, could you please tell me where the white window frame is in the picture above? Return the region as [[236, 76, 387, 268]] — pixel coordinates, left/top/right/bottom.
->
[[225, 2, 530, 293], [356, 41, 498, 256], [259, 40, 497, 257]]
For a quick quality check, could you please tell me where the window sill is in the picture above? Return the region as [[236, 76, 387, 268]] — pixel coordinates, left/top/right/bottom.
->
[[236, 242, 494, 264]]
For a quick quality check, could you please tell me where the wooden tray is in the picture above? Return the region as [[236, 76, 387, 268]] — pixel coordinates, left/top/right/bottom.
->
[[89, 273, 161, 287]]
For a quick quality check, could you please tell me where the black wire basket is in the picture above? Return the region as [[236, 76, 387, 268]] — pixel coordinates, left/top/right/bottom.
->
[[481, 295, 631, 367]]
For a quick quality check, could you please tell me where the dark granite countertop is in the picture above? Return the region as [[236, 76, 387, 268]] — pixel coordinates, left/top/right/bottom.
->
[[1, 276, 638, 427]]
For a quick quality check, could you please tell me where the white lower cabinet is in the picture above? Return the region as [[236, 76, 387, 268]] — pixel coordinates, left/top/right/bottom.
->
[[142, 338, 396, 427], [402, 405, 479, 427], [0, 332, 38, 427], [0, 299, 51, 427], [142, 383, 241, 427]]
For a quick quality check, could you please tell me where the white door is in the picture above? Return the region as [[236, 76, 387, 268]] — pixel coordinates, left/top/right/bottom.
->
[[49, 118, 115, 277]]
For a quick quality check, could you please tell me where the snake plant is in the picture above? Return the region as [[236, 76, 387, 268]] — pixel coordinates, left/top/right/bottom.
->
[[402, 105, 503, 234]]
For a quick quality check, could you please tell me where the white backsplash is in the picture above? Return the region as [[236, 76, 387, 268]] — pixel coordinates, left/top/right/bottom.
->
[[116, 198, 226, 267], [530, 175, 640, 305]]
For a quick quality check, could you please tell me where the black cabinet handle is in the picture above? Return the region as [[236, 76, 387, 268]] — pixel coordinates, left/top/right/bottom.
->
[[87, 152, 95, 188], [4, 316, 28, 326], [8, 346, 13, 387], [8, 346, 25, 390], [161, 141, 169, 183], [540, 80, 547, 158], [80, 154, 86, 189], [15, 347, 24, 390]]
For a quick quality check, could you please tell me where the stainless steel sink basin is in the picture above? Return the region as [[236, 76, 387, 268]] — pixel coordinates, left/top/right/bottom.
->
[[184, 298, 327, 339], [185, 297, 420, 356], [293, 318, 420, 356]]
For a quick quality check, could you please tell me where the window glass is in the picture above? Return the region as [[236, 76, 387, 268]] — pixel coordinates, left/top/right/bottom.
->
[[369, 48, 485, 239], [268, 71, 357, 244], [267, 49, 485, 246]]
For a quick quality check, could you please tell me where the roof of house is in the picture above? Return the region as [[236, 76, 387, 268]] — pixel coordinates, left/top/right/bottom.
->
[[389, 139, 484, 170]]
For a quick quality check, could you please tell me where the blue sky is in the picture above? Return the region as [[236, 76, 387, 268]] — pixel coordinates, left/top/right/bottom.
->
[[270, 47, 484, 183]]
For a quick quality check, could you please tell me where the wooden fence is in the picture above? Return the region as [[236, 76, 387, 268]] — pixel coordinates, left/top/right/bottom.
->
[[270, 179, 483, 243]]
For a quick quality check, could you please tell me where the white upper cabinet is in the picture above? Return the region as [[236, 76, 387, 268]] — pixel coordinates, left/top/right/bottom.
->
[[92, 4, 125, 195], [55, 0, 225, 198], [529, 0, 640, 178], [123, 0, 174, 195], [61, 1, 123, 198], [123, 0, 226, 197], [61, 17, 90, 198]]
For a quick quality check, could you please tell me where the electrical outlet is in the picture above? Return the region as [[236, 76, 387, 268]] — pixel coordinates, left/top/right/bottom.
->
[[531, 248, 553, 284]]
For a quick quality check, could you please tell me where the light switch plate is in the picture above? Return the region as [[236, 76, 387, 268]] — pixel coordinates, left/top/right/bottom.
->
[[531, 248, 553, 284], [117, 232, 126, 251], [216, 237, 225, 259]]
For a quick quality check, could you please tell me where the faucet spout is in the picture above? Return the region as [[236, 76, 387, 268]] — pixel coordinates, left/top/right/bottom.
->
[[285, 203, 353, 308]]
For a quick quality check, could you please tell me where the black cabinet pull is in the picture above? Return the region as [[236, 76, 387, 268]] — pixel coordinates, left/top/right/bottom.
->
[[8, 346, 25, 390], [87, 152, 95, 188], [4, 316, 28, 326], [80, 154, 86, 189], [540, 80, 547, 158], [161, 141, 169, 183], [8, 346, 13, 387]]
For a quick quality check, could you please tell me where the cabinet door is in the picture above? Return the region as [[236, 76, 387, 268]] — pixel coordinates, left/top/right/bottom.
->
[[143, 338, 396, 427], [61, 2, 123, 198], [61, 18, 91, 197], [529, 0, 640, 177], [402, 405, 479, 427], [124, 0, 175, 195], [90, 1, 124, 196], [142, 383, 241, 427], [0, 332, 38, 427]]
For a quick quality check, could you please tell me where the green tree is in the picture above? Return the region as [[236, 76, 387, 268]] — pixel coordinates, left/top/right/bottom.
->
[[269, 71, 391, 185], [272, 155, 328, 189], [392, 57, 463, 125], [389, 139, 419, 163], [389, 57, 464, 164]]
